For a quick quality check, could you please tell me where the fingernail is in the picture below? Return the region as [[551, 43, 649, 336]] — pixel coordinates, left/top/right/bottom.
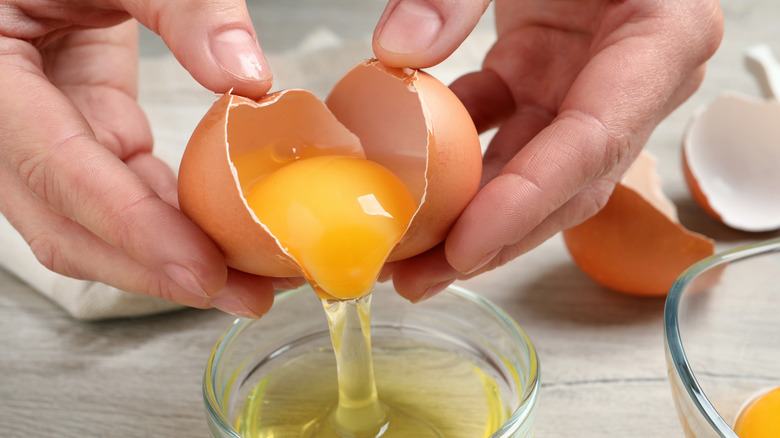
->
[[377, 0, 442, 54], [210, 28, 270, 81], [210, 295, 259, 319], [462, 247, 502, 275], [164, 263, 207, 297], [412, 280, 452, 303]]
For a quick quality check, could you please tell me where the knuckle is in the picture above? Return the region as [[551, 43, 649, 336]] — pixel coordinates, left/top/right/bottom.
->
[[14, 131, 97, 216], [562, 109, 631, 181], [26, 228, 72, 276], [15, 153, 50, 201], [98, 190, 162, 257]]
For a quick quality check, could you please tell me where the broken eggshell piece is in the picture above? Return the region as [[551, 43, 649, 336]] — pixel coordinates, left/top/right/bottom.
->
[[683, 92, 780, 232], [563, 152, 715, 297], [177, 60, 482, 280]]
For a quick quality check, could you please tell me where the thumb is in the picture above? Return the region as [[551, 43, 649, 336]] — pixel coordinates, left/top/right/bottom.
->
[[122, 0, 272, 99], [373, 0, 491, 68]]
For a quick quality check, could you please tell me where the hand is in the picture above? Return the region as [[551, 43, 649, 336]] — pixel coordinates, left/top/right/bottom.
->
[[373, 0, 724, 301], [0, 0, 489, 318], [0, 0, 280, 317]]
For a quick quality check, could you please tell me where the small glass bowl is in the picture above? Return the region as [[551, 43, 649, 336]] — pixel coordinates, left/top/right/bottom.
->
[[665, 237, 780, 437], [203, 282, 540, 438]]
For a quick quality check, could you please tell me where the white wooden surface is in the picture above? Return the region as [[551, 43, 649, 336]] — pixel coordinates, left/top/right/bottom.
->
[[2, 1, 780, 436]]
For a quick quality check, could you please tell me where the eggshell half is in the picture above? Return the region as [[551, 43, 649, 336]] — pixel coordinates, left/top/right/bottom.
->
[[563, 152, 715, 297], [326, 60, 482, 260], [683, 92, 780, 232], [178, 90, 364, 277]]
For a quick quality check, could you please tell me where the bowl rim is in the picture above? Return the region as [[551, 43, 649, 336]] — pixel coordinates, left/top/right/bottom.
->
[[203, 283, 540, 438], [664, 236, 780, 437]]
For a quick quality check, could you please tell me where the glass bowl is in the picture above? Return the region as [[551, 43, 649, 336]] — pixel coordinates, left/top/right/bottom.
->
[[204, 282, 540, 438], [665, 237, 780, 437]]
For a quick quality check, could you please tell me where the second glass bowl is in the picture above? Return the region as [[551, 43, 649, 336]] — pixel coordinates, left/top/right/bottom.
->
[[665, 237, 780, 437]]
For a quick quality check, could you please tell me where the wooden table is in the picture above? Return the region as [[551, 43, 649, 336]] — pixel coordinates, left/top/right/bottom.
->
[[2, 1, 779, 436]]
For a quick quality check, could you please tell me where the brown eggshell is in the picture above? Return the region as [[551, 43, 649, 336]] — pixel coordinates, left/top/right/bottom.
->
[[178, 90, 363, 277], [326, 60, 482, 261], [682, 151, 721, 222], [563, 152, 715, 297], [179, 60, 482, 280]]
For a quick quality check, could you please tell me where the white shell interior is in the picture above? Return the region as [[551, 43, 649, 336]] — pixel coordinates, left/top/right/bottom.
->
[[684, 92, 780, 231], [621, 151, 678, 221], [326, 61, 428, 206]]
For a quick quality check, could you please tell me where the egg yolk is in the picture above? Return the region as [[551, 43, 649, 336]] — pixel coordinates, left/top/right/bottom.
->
[[244, 155, 417, 300], [734, 386, 780, 437]]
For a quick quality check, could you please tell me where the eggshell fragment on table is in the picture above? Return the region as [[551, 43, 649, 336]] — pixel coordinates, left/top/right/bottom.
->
[[682, 92, 780, 232], [563, 152, 715, 297]]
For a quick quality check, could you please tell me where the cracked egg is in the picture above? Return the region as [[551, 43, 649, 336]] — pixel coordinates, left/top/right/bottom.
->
[[178, 60, 482, 300]]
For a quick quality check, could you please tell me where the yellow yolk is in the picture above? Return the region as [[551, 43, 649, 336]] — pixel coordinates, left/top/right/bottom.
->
[[734, 386, 780, 437], [244, 155, 417, 300]]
